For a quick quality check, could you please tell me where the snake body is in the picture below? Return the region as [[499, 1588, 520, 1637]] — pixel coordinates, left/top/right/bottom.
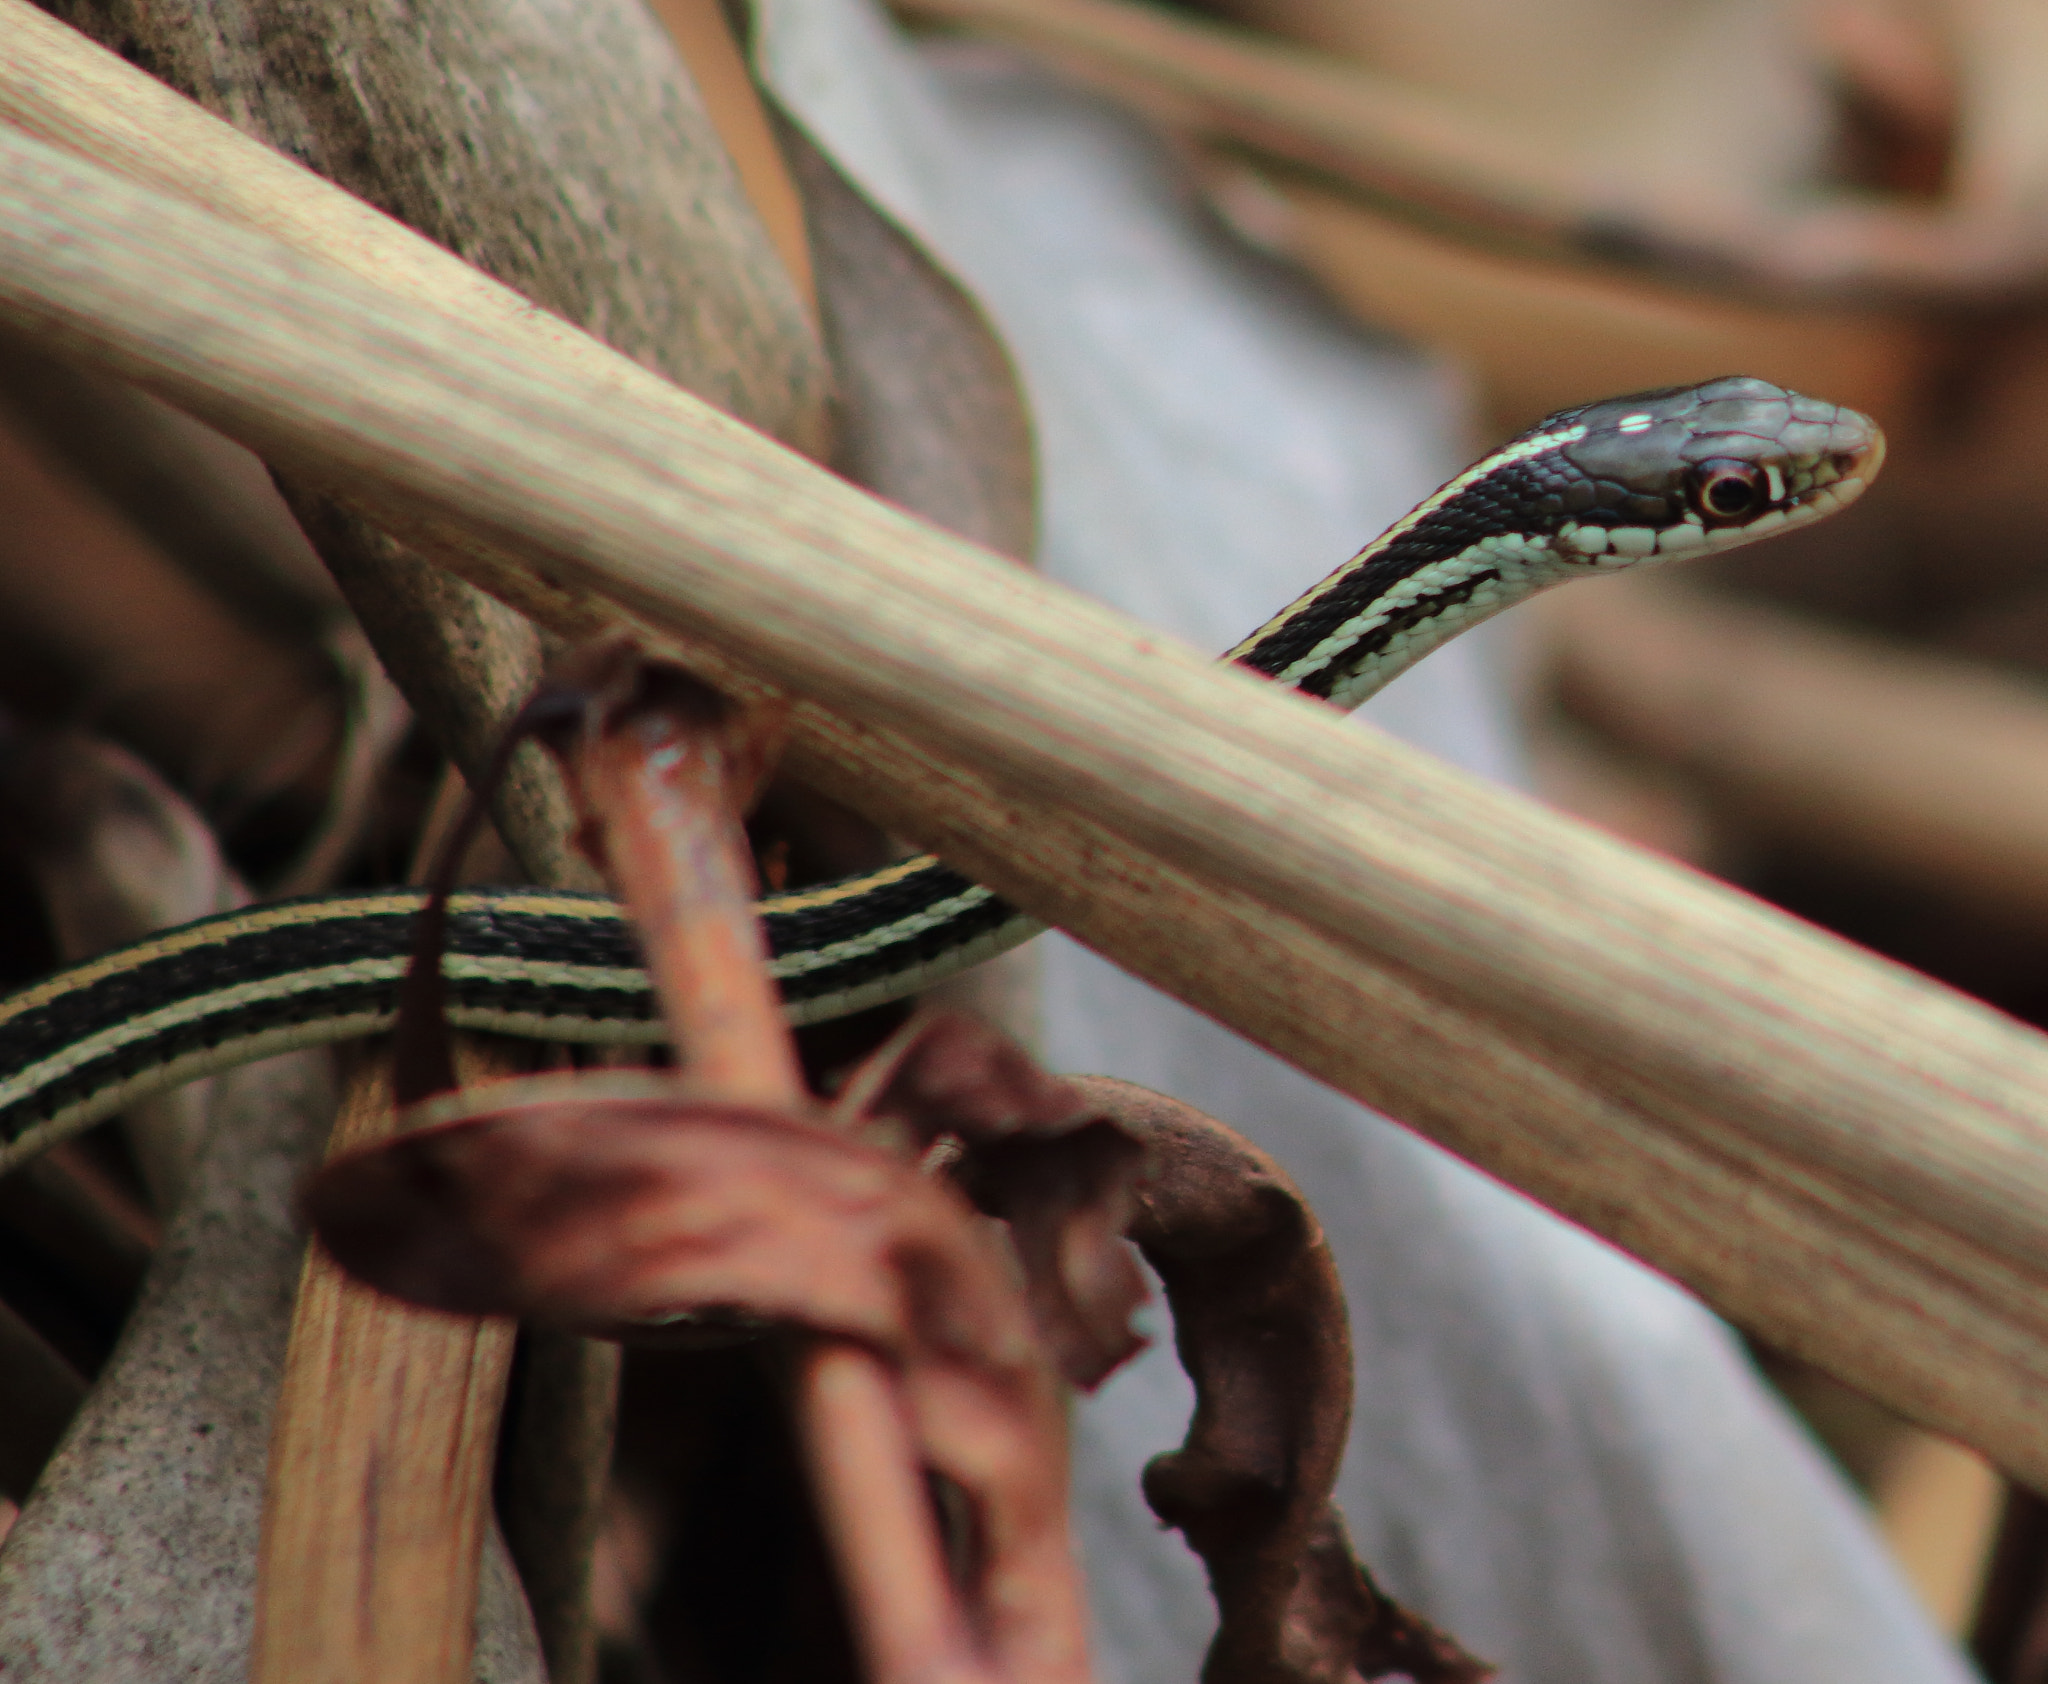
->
[[0, 377, 1882, 1168]]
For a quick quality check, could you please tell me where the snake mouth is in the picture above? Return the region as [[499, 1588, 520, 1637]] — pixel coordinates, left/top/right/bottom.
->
[[1824, 419, 1887, 506], [1779, 418, 1886, 531]]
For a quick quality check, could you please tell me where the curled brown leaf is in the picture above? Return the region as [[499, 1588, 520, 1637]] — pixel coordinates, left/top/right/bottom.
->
[[1073, 1077, 1491, 1684], [839, 1011, 1150, 1387]]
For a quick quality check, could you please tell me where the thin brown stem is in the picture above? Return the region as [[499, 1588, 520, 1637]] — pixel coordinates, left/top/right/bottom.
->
[[798, 1342, 997, 1684], [557, 653, 990, 1684], [576, 683, 802, 1108]]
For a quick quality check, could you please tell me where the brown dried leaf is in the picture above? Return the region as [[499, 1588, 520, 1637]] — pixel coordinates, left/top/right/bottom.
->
[[778, 119, 1038, 561], [305, 1069, 1094, 1684], [1074, 1077, 1491, 1684], [841, 1011, 1149, 1387], [306, 1077, 1033, 1357]]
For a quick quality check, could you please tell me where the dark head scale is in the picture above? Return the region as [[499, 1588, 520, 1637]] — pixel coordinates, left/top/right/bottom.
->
[[1537, 375, 1883, 562]]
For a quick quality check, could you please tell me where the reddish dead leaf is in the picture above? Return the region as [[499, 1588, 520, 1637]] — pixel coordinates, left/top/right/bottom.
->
[[305, 1067, 1092, 1684], [310, 642, 1131, 1684]]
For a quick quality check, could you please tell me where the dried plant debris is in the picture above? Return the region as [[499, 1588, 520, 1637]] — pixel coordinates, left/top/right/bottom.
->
[[832, 1012, 1149, 1387], [313, 1014, 1149, 1384], [302, 645, 1134, 1684], [289, 642, 1483, 1684], [1075, 1077, 1493, 1684]]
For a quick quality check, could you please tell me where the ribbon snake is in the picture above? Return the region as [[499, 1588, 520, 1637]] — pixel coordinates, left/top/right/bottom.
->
[[0, 376, 1883, 1170]]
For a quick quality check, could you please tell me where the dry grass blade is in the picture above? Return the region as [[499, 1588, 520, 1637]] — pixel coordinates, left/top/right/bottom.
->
[[12, 6, 2048, 1492], [253, 1042, 531, 1684]]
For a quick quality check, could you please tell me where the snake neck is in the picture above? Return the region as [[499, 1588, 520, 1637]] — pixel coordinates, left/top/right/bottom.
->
[[1229, 532, 1578, 711]]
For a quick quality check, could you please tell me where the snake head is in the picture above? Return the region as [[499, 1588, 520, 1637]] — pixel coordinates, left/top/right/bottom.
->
[[1538, 375, 1885, 567]]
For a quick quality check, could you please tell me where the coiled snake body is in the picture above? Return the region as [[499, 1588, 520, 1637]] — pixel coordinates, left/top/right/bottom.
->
[[0, 377, 1883, 1169]]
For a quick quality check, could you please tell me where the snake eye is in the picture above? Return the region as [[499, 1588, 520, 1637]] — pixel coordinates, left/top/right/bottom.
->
[[1687, 460, 1769, 525]]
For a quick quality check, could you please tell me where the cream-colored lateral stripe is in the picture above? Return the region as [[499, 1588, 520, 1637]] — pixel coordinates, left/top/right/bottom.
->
[[0, 889, 1024, 1120], [0, 858, 970, 1040], [0, 912, 1035, 1168], [758, 853, 942, 914], [1272, 538, 1546, 689], [0, 895, 414, 1024], [0, 1012, 397, 1169], [0, 959, 413, 1107], [768, 883, 1001, 977], [775, 913, 1042, 1026], [0, 950, 658, 1109], [0, 888, 625, 1026], [1225, 423, 1588, 661]]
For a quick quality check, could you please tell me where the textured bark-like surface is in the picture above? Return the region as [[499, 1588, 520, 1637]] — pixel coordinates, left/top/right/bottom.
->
[[35, 0, 828, 452], [1077, 1078, 1490, 1684], [34, 0, 833, 875], [282, 492, 597, 889], [0, 1052, 335, 1683]]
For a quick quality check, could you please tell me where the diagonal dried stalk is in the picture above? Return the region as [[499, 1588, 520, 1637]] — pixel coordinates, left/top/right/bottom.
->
[[14, 3, 2048, 1493]]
